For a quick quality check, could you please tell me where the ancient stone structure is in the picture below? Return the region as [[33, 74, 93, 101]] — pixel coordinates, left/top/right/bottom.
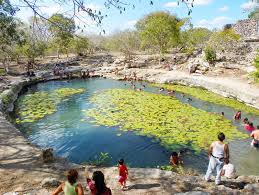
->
[[232, 19, 259, 40]]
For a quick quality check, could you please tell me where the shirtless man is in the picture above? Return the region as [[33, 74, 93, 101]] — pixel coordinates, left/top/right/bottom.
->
[[250, 126, 259, 148]]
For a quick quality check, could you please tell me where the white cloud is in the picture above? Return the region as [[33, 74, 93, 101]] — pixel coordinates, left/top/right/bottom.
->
[[126, 20, 137, 28], [197, 16, 232, 29], [164, 2, 178, 8], [193, 0, 213, 6], [84, 3, 103, 11], [240, 1, 258, 11], [219, 6, 229, 12]]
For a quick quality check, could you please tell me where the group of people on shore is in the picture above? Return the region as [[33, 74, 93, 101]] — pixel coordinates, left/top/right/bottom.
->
[[52, 159, 128, 195]]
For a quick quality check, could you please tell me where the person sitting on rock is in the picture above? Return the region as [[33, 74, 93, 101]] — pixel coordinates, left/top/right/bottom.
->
[[234, 111, 241, 120], [221, 159, 237, 179], [52, 169, 84, 195], [250, 126, 259, 148], [86, 170, 112, 195], [204, 132, 229, 185]]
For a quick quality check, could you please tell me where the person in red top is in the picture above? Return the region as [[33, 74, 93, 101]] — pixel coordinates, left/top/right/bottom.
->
[[118, 159, 128, 190], [86, 170, 112, 195], [234, 111, 241, 120]]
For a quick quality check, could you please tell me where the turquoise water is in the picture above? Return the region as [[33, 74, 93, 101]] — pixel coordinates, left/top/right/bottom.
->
[[12, 78, 259, 175]]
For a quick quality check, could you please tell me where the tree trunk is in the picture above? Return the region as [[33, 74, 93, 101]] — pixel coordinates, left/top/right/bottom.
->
[[159, 49, 162, 66]]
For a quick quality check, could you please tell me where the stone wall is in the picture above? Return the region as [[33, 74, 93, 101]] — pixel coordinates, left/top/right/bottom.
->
[[233, 19, 259, 39]]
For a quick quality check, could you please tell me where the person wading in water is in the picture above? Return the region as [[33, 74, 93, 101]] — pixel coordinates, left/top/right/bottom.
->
[[204, 132, 229, 185]]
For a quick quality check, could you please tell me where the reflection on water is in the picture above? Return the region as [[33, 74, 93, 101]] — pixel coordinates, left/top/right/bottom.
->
[[12, 78, 259, 175]]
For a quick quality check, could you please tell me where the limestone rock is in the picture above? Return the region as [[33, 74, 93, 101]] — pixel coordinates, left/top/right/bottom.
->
[[41, 148, 54, 163], [41, 177, 61, 188], [244, 183, 259, 193], [175, 191, 209, 195], [3, 192, 19, 195]]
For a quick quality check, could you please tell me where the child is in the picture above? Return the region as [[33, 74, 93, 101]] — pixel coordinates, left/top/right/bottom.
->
[[234, 111, 241, 120], [170, 152, 183, 166], [118, 159, 128, 190], [221, 159, 237, 179], [85, 168, 112, 195]]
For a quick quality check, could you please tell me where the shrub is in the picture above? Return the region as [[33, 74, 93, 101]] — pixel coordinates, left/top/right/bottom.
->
[[252, 54, 259, 82], [87, 152, 111, 166], [204, 47, 216, 63]]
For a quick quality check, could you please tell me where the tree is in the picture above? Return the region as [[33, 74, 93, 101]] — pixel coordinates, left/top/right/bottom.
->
[[179, 27, 212, 52], [136, 11, 181, 64], [207, 29, 240, 53], [0, 13, 24, 73], [48, 14, 75, 58], [70, 36, 89, 56], [248, 8, 259, 19]]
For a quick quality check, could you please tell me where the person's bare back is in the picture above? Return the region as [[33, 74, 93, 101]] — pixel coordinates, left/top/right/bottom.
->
[[251, 129, 259, 140]]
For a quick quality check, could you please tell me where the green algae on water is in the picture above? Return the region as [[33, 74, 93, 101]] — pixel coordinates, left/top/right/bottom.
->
[[16, 88, 85, 124], [152, 83, 259, 115], [85, 89, 248, 151]]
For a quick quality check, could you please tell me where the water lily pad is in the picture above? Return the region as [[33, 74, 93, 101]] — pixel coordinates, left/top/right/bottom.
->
[[86, 89, 248, 151]]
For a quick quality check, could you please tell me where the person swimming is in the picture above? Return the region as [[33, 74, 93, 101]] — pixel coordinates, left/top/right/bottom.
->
[[234, 111, 241, 120], [159, 87, 165, 92], [243, 118, 249, 124], [170, 152, 183, 166], [221, 112, 225, 116], [245, 122, 256, 132]]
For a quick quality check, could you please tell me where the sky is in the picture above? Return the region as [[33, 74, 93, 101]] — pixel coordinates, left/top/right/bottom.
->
[[13, 0, 259, 35]]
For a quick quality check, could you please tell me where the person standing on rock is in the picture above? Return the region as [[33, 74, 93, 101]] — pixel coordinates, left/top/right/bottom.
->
[[204, 132, 229, 185]]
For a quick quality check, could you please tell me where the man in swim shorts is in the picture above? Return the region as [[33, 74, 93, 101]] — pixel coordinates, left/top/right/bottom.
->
[[251, 126, 259, 148]]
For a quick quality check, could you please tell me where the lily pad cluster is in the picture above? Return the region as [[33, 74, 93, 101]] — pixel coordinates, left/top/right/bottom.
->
[[86, 89, 248, 151], [16, 88, 85, 124], [152, 83, 259, 115]]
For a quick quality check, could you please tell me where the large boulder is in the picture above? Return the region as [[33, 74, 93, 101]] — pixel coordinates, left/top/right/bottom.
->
[[41, 178, 61, 188]]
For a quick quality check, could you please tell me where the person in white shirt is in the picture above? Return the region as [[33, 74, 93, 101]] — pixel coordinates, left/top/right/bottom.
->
[[221, 159, 237, 179]]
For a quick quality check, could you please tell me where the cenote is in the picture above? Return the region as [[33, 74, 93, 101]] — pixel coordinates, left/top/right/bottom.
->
[[11, 78, 259, 175]]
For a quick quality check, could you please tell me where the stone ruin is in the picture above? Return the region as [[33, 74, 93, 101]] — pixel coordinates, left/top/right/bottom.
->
[[232, 19, 259, 41]]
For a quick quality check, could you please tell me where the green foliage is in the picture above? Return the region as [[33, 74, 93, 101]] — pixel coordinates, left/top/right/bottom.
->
[[86, 89, 247, 152], [207, 29, 240, 53], [101, 30, 141, 54], [0, 68, 5, 75], [204, 46, 216, 63], [136, 11, 181, 56], [16, 88, 84, 124], [248, 8, 259, 19], [180, 27, 212, 50], [49, 14, 75, 56], [14, 39, 48, 61], [87, 152, 112, 166], [70, 36, 89, 56], [152, 83, 259, 115], [252, 54, 259, 82]]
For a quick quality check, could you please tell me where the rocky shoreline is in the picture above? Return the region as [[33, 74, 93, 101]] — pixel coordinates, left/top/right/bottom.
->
[[1, 67, 259, 194]]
